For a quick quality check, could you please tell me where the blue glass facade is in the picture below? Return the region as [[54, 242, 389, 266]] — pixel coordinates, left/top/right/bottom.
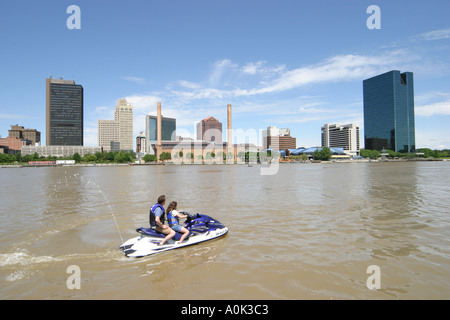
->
[[146, 115, 176, 141], [363, 70, 415, 153]]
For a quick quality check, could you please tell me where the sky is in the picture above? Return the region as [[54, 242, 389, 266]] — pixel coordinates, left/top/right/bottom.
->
[[1, 0, 449, 149]]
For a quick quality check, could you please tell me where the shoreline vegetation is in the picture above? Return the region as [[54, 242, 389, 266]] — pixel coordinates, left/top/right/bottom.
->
[[1, 148, 449, 168]]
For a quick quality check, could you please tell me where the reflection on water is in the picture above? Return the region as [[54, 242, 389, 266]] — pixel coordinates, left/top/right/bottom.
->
[[1, 162, 450, 299]]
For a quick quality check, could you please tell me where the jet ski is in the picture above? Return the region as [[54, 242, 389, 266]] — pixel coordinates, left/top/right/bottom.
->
[[119, 213, 228, 257]]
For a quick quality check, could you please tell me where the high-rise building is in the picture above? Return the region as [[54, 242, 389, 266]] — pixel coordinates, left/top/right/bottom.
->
[[321, 123, 360, 156], [146, 114, 176, 154], [262, 126, 296, 150], [197, 117, 222, 143], [97, 98, 133, 151], [114, 98, 133, 151], [98, 120, 119, 151], [46, 78, 83, 146], [136, 131, 146, 154], [363, 70, 415, 153]]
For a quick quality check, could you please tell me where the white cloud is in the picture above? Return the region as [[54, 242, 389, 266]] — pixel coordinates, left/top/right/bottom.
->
[[241, 60, 286, 75], [0, 113, 20, 119], [247, 51, 416, 95], [208, 58, 238, 87], [416, 128, 450, 150], [416, 100, 450, 117], [417, 28, 450, 41], [177, 80, 202, 89], [122, 76, 146, 84], [129, 51, 416, 107], [125, 94, 162, 113]]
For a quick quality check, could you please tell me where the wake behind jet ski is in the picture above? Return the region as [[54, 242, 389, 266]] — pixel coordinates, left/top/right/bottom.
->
[[119, 213, 228, 258]]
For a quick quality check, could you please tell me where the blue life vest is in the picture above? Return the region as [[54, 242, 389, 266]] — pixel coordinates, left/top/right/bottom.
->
[[149, 203, 165, 228], [167, 210, 180, 227]]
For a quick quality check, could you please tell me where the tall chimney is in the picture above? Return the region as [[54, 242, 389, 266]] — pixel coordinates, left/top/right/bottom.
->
[[227, 104, 232, 156], [156, 102, 162, 159]]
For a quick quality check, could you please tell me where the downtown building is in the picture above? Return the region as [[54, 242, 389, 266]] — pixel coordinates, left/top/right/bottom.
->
[[46, 78, 84, 146], [8, 125, 41, 146], [98, 98, 134, 152], [0, 125, 41, 154], [146, 114, 176, 154], [262, 126, 296, 150], [136, 131, 146, 154], [363, 70, 415, 153], [114, 99, 133, 151], [321, 123, 360, 156], [197, 117, 223, 143]]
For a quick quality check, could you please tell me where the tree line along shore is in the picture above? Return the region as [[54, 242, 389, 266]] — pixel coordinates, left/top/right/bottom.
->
[[1, 148, 449, 166]]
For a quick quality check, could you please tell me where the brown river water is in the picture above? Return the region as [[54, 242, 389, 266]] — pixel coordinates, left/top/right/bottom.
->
[[1, 161, 449, 299]]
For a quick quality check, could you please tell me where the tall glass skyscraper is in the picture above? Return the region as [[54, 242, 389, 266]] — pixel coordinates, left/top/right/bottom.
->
[[363, 70, 415, 153], [46, 78, 83, 146], [145, 114, 176, 153]]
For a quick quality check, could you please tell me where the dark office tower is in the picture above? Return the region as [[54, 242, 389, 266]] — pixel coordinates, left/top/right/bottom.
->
[[46, 78, 84, 146], [363, 70, 415, 153]]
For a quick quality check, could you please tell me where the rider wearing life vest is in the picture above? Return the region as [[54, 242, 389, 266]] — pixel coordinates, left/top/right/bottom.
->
[[149, 203, 166, 227], [165, 201, 190, 244], [166, 210, 180, 227], [149, 195, 175, 246]]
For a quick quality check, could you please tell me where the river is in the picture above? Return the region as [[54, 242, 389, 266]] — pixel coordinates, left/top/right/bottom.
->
[[1, 161, 449, 299]]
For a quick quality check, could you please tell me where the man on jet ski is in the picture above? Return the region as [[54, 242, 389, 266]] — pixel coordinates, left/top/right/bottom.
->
[[149, 195, 175, 246]]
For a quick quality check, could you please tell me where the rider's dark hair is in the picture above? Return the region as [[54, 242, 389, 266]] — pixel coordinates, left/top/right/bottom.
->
[[157, 195, 166, 204], [166, 201, 177, 213]]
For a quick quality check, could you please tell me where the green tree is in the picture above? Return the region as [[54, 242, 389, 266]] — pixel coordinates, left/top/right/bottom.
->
[[115, 151, 132, 163], [22, 154, 33, 162], [15, 153, 22, 163], [73, 153, 82, 163], [312, 147, 332, 161], [95, 152, 105, 161], [416, 148, 432, 158], [431, 150, 440, 158], [104, 151, 115, 161], [159, 152, 171, 161], [360, 149, 380, 159], [83, 154, 97, 162], [143, 154, 157, 162], [320, 147, 331, 160], [0, 153, 14, 163]]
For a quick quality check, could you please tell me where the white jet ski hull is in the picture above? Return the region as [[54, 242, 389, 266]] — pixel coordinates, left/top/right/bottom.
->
[[119, 214, 228, 257], [120, 227, 228, 257]]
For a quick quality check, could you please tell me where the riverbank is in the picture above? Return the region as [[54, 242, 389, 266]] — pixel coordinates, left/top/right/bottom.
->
[[1, 157, 448, 168]]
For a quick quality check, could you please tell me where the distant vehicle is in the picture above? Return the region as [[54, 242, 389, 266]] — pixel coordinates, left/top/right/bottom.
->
[[56, 160, 76, 165]]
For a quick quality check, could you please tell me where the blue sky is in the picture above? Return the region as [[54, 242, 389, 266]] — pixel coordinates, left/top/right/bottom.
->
[[1, 0, 449, 149]]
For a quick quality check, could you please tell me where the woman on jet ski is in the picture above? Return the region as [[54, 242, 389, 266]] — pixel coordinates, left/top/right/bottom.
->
[[166, 201, 190, 244]]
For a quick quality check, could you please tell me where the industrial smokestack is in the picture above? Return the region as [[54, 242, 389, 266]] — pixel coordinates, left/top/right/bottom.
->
[[156, 102, 162, 159], [157, 102, 162, 146], [227, 104, 232, 155]]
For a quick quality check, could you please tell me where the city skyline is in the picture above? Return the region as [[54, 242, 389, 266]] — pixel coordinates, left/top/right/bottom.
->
[[1, 1, 449, 149]]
